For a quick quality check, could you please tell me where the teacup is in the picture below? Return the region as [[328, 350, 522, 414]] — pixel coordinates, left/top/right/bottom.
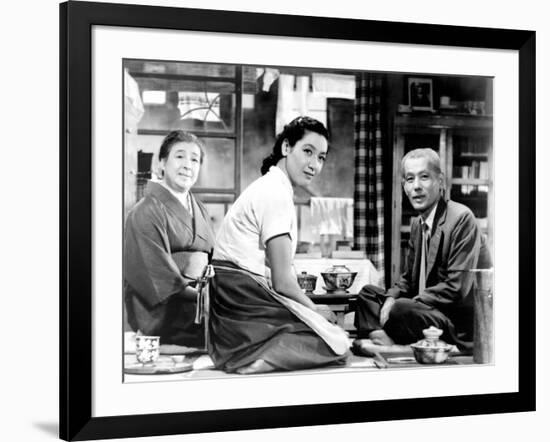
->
[[135, 335, 160, 364]]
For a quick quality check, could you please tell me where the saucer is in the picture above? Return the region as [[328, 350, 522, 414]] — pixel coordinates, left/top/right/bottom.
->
[[124, 360, 193, 375]]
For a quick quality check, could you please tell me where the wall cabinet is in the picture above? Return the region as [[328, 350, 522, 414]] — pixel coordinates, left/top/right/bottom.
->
[[391, 113, 493, 283]]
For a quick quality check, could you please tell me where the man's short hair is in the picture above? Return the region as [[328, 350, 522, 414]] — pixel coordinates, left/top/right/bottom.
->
[[401, 148, 443, 178]]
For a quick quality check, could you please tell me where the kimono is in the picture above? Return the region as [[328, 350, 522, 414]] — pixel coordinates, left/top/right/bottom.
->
[[124, 181, 214, 348]]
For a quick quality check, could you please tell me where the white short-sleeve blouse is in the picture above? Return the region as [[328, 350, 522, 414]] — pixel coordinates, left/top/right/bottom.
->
[[213, 166, 297, 277]]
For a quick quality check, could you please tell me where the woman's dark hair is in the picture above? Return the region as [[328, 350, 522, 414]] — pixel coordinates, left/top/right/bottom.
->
[[158, 130, 205, 164], [260, 116, 329, 175]]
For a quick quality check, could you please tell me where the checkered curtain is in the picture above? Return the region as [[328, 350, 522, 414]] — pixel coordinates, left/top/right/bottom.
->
[[354, 73, 385, 285]]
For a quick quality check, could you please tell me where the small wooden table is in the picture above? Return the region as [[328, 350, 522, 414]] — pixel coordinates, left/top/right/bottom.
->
[[307, 292, 358, 328]]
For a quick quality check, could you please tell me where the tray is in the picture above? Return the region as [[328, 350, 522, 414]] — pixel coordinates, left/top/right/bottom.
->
[[124, 360, 194, 375]]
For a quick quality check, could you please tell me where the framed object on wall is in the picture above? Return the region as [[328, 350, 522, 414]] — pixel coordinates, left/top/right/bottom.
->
[[408, 76, 434, 111]]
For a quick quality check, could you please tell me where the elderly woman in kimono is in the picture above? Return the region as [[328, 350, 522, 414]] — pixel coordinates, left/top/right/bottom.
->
[[209, 116, 350, 374], [124, 130, 215, 349]]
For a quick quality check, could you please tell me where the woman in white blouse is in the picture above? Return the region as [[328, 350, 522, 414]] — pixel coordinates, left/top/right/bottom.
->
[[208, 116, 350, 374]]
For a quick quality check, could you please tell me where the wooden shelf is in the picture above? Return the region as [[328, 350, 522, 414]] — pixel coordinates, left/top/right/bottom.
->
[[395, 113, 493, 130], [458, 152, 489, 159], [451, 178, 490, 185]]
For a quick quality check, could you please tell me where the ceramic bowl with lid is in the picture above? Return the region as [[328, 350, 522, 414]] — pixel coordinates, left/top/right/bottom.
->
[[410, 326, 453, 364], [320, 264, 357, 293], [296, 271, 317, 293]]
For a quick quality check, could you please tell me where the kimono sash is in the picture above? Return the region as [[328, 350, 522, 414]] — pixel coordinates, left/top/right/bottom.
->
[[171, 251, 209, 280]]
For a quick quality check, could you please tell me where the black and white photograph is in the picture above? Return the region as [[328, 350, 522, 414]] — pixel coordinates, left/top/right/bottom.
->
[[408, 77, 433, 110], [122, 60, 495, 380], [52, 1, 539, 441]]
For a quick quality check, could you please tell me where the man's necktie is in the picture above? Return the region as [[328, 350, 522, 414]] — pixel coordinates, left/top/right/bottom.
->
[[418, 221, 430, 295]]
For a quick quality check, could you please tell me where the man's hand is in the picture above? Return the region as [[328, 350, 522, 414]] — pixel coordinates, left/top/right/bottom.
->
[[379, 297, 396, 326]]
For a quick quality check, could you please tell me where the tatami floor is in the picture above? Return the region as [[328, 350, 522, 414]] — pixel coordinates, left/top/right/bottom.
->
[[123, 346, 474, 383]]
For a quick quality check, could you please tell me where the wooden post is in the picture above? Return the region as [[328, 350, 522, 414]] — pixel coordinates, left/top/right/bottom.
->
[[472, 269, 494, 364]]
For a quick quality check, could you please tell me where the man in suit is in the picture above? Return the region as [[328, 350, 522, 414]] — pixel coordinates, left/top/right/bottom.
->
[[353, 148, 491, 352]]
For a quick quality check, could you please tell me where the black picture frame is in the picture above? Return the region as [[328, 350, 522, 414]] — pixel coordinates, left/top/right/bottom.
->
[[408, 76, 434, 111], [60, 1, 536, 440]]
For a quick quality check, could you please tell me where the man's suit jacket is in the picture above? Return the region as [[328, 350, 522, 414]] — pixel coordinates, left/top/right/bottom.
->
[[387, 198, 488, 323]]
